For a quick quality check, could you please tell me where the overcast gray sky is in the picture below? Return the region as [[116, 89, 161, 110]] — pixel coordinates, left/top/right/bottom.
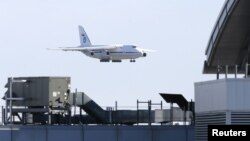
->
[[0, 0, 225, 108]]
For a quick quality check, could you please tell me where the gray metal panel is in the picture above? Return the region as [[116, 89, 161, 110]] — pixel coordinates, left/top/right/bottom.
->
[[24, 77, 49, 106], [118, 126, 152, 141], [0, 125, 195, 141], [0, 127, 11, 141], [155, 109, 192, 123], [48, 77, 70, 107], [47, 126, 82, 141], [153, 126, 188, 141], [195, 79, 227, 113], [113, 110, 155, 123], [12, 126, 46, 141], [195, 78, 250, 112], [84, 126, 116, 141], [227, 79, 250, 110]]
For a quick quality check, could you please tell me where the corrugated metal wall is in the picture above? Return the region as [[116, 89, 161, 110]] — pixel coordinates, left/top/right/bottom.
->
[[195, 112, 226, 141], [0, 125, 194, 141]]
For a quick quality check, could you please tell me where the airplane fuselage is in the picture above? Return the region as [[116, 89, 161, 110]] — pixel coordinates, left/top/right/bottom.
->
[[82, 45, 146, 62]]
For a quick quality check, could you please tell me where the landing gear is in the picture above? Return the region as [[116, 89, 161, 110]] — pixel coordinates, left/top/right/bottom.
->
[[100, 59, 110, 62], [130, 59, 136, 62], [112, 60, 122, 63]]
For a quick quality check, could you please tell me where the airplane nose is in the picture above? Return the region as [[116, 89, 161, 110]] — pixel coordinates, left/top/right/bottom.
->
[[137, 48, 147, 57], [139, 49, 147, 57]]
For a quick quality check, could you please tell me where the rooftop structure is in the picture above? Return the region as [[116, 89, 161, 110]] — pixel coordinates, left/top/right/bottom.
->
[[204, 0, 250, 74]]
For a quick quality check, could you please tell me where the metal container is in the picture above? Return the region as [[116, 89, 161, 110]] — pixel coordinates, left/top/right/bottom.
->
[[5, 77, 70, 107]]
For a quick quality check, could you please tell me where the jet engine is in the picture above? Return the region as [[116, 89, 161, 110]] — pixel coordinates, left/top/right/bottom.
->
[[106, 51, 110, 56]]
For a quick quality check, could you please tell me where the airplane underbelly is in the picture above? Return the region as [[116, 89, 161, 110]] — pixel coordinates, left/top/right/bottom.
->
[[110, 52, 140, 60], [83, 51, 141, 60]]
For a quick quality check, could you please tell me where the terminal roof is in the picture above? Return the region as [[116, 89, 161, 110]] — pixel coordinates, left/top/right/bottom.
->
[[204, 0, 250, 74]]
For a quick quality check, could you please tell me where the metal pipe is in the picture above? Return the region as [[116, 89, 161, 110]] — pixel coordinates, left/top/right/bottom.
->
[[74, 89, 77, 116], [225, 65, 228, 79], [115, 101, 117, 111], [170, 103, 173, 125], [48, 111, 51, 125], [9, 77, 13, 124], [5, 84, 8, 124], [246, 63, 249, 78], [235, 65, 238, 79], [80, 108, 82, 116], [114, 106, 117, 124], [161, 101, 163, 125], [148, 100, 151, 126], [5, 98, 24, 101], [137, 99, 139, 125], [183, 106, 186, 126], [2, 106, 4, 124], [109, 107, 112, 124], [217, 65, 220, 80]]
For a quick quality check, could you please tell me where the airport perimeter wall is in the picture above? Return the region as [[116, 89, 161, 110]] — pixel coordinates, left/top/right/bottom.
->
[[0, 125, 194, 141]]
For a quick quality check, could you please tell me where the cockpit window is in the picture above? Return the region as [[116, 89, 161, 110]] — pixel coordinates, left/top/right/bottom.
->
[[132, 46, 137, 48]]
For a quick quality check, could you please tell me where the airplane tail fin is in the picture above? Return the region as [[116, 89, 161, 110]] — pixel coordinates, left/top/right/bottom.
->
[[78, 25, 92, 47]]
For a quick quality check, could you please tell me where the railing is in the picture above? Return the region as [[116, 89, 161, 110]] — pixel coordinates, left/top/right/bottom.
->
[[0, 105, 192, 125], [205, 0, 238, 64], [0, 106, 2, 125]]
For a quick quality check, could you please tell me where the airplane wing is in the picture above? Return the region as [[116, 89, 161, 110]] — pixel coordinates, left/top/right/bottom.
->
[[47, 46, 120, 51]]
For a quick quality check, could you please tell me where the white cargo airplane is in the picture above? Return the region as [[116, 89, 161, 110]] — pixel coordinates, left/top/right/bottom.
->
[[53, 26, 154, 62]]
